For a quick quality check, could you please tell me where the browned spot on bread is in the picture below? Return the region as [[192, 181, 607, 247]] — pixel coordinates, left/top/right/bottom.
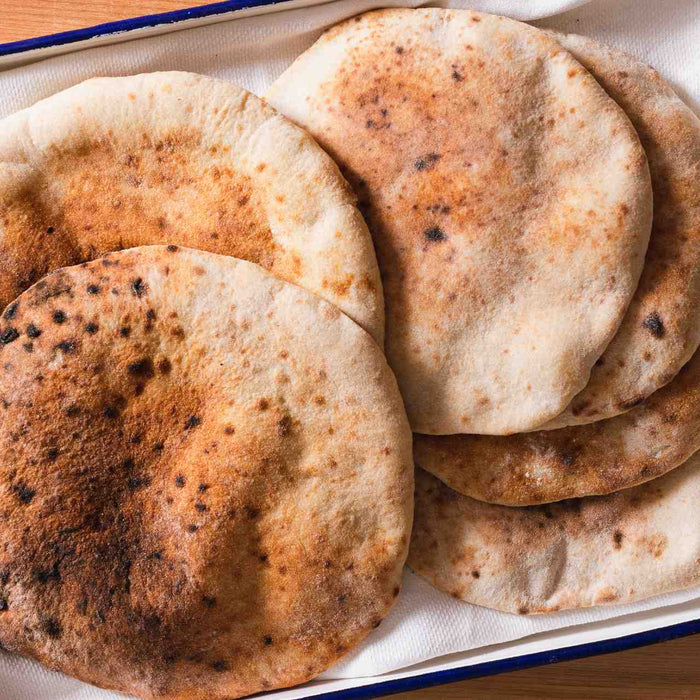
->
[[618, 396, 645, 410], [640, 533, 667, 558], [594, 587, 619, 604], [322, 274, 354, 297], [184, 415, 201, 430], [11, 483, 36, 504], [277, 415, 292, 437], [423, 226, 446, 242], [0, 327, 19, 345], [127, 358, 155, 379], [0, 130, 274, 310]]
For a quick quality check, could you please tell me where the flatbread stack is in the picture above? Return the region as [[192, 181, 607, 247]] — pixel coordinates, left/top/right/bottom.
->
[[0, 72, 384, 344], [410, 456, 700, 615], [268, 9, 700, 617], [1, 6, 700, 699], [267, 9, 654, 436], [0, 75, 411, 698]]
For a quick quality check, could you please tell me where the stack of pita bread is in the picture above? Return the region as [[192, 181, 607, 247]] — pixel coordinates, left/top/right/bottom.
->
[[0, 6, 698, 699], [268, 8, 700, 617], [0, 75, 412, 698]]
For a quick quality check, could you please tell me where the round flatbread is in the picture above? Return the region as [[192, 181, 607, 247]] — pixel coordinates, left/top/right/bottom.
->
[[0, 246, 412, 699], [266, 8, 653, 435], [539, 33, 700, 428], [414, 346, 700, 506], [0, 71, 384, 344], [409, 459, 700, 614]]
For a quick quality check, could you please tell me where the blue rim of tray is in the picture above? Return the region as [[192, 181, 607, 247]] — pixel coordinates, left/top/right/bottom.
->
[[311, 617, 700, 699], [1, 2, 699, 698], [0, 0, 282, 57]]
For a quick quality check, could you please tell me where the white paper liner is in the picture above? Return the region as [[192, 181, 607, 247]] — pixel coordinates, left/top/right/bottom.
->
[[0, 0, 699, 696]]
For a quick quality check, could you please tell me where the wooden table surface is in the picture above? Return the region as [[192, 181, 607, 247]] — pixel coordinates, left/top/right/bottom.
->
[[2, 2, 700, 698]]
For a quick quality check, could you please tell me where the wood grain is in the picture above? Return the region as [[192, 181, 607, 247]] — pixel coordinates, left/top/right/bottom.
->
[[2, 3, 700, 699], [0, 0, 215, 43], [392, 633, 700, 699]]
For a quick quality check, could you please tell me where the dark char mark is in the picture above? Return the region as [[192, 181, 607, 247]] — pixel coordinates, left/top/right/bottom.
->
[[424, 226, 446, 242], [414, 153, 441, 171], [131, 278, 147, 298], [642, 312, 665, 338], [0, 328, 19, 345]]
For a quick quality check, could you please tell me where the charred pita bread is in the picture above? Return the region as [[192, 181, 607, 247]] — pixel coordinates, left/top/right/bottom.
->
[[540, 33, 700, 428], [0, 246, 412, 699], [0, 71, 384, 344], [409, 460, 700, 614], [414, 347, 700, 506], [266, 8, 653, 435]]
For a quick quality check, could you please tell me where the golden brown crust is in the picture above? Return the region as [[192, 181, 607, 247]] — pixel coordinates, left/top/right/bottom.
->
[[266, 8, 653, 435], [0, 71, 384, 344], [0, 246, 412, 699]]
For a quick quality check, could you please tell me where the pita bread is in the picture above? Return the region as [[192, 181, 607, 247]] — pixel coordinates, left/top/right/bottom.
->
[[0, 71, 384, 344], [0, 246, 412, 699], [414, 346, 700, 506], [539, 33, 700, 428], [266, 8, 653, 435], [409, 459, 700, 614]]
